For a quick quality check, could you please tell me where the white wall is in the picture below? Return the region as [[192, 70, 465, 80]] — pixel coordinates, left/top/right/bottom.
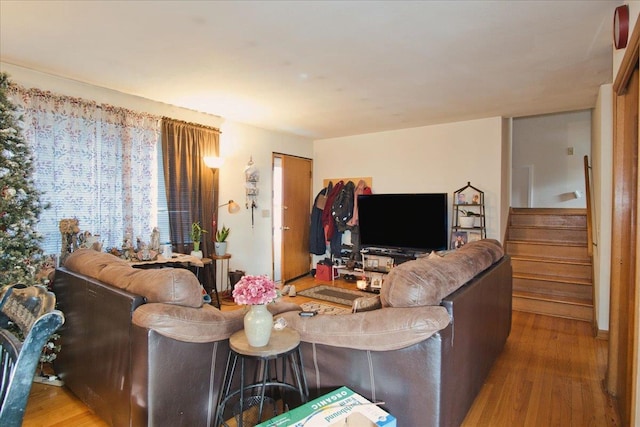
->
[[217, 122, 312, 278], [313, 117, 506, 248], [0, 62, 314, 279], [512, 110, 591, 208], [0, 62, 225, 128], [501, 118, 513, 241], [592, 83, 613, 332]]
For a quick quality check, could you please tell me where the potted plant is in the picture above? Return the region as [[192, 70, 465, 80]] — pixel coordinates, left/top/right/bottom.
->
[[190, 221, 207, 259], [214, 225, 230, 256], [459, 210, 477, 228]]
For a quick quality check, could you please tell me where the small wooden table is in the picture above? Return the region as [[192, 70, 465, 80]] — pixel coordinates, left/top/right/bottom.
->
[[212, 253, 232, 296], [216, 328, 308, 427]]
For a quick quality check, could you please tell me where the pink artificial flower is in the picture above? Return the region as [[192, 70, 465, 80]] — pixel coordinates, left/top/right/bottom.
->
[[232, 275, 278, 305]]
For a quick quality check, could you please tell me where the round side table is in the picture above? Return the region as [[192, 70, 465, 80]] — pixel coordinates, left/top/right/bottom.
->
[[216, 328, 308, 427]]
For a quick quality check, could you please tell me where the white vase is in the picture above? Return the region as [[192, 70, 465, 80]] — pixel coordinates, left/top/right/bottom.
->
[[214, 241, 227, 256], [244, 304, 273, 347], [190, 250, 203, 259]]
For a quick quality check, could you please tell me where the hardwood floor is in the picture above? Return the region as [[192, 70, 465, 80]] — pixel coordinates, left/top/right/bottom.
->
[[461, 311, 619, 426], [22, 276, 620, 426]]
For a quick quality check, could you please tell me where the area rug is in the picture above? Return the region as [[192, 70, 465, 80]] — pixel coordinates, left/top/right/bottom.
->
[[297, 285, 371, 307], [299, 301, 351, 315]]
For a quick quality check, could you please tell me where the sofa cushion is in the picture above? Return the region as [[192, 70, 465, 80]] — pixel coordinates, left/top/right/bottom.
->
[[278, 305, 450, 351], [351, 295, 382, 313], [64, 249, 204, 308], [64, 247, 130, 276], [381, 239, 504, 308], [133, 300, 301, 342]]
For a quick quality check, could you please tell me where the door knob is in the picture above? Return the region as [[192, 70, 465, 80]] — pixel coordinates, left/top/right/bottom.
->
[[283, 226, 291, 230]]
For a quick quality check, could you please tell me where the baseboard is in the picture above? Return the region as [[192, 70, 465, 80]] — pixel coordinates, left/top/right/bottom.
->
[[593, 319, 609, 340]]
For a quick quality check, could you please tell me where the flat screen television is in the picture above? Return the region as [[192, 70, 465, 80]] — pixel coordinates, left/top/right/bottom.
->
[[357, 193, 448, 253]]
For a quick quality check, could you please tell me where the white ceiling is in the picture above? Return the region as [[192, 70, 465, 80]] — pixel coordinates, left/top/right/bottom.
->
[[0, 1, 618, 139]]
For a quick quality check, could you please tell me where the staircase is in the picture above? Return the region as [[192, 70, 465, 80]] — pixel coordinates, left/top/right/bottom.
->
[[506, 208, 593, 322]]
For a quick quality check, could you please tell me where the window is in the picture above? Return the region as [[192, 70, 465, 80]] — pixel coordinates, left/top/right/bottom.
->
[[156, 140, 171, 246], [9, 85, 161, 255]]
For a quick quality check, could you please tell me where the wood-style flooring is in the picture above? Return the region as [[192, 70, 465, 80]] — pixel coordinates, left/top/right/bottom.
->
[[22, 275, 620, 426]]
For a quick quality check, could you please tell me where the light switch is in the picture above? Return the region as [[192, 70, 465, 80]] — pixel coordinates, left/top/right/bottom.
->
[[261, 209, 270, 218], [567, 147, 574, 155]]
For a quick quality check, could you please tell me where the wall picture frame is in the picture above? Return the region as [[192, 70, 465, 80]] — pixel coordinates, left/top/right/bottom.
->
[[369, 272, 384, 289], [452, 231, 468, 249]]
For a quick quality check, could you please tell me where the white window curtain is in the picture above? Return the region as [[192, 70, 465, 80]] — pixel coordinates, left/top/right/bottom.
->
[[8, 85, 161, 255]]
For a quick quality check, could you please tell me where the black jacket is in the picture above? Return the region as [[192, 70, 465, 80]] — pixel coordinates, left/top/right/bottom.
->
[[309, 187, 328, 255]]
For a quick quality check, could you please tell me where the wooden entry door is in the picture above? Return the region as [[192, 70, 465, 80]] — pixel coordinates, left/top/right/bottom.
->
[[279, 154, 312, 282]]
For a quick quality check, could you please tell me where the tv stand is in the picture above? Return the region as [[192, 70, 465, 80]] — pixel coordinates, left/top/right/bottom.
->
[[331, 246, 422, 287], [363, 247, 421, 259], [358, 247, 418, 289]]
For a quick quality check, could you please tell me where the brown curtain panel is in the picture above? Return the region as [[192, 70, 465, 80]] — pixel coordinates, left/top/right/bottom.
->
[[161, 118, 219, 258]]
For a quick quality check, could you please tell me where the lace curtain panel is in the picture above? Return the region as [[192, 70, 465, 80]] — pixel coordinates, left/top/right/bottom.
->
[[8, 84, 161, 255]]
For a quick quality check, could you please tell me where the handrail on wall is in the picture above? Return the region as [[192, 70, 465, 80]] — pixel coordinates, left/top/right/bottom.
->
[[583, 155, 595, 257]]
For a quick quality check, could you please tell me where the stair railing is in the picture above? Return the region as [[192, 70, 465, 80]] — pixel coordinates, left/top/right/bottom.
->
[[583, 155, 595, 257]]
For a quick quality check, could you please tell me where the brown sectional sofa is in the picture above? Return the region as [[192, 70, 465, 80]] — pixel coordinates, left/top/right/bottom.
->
[[278, 239, 512, 427], [54, 239, 511, 427], [53, 249, 299, 426]]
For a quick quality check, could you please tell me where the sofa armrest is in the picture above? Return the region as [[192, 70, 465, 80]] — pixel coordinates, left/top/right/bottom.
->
[[132, 301, 301, 342], [278, 306, 450, 351], [351, 295, 382, 313]]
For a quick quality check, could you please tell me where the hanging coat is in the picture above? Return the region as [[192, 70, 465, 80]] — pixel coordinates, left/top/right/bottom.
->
[[332, 180, 355, 233], [309, 187, 329, 255], [322, 180, 344, 241]]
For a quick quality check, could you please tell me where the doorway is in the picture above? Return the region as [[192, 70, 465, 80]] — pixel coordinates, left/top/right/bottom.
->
[[272, 154, 312, 283], [511, 110, 591, 208]]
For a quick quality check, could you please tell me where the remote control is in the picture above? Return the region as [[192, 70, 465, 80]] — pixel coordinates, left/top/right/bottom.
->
[[299, 311, 318, 317]]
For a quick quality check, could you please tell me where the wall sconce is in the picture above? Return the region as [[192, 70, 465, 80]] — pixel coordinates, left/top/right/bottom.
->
[[204, 156, 224, 169], [218, 199, 241, 214]]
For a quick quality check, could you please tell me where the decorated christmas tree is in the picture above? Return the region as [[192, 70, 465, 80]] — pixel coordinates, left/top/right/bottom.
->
[[0, 73, 48, 289]]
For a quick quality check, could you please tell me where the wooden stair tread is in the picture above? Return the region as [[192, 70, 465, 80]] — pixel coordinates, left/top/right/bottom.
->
[[510, 208, 587, 215], [512, 299, 593, 322], [513, 272, 592, 286], [507, 224, 587, 230], [506, 239, 587, 248], [510, 255, 592, 266], [513, 290, 592, 307]]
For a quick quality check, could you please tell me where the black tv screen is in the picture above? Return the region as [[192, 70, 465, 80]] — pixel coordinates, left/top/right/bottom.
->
[[357, 193, 448, 253]]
